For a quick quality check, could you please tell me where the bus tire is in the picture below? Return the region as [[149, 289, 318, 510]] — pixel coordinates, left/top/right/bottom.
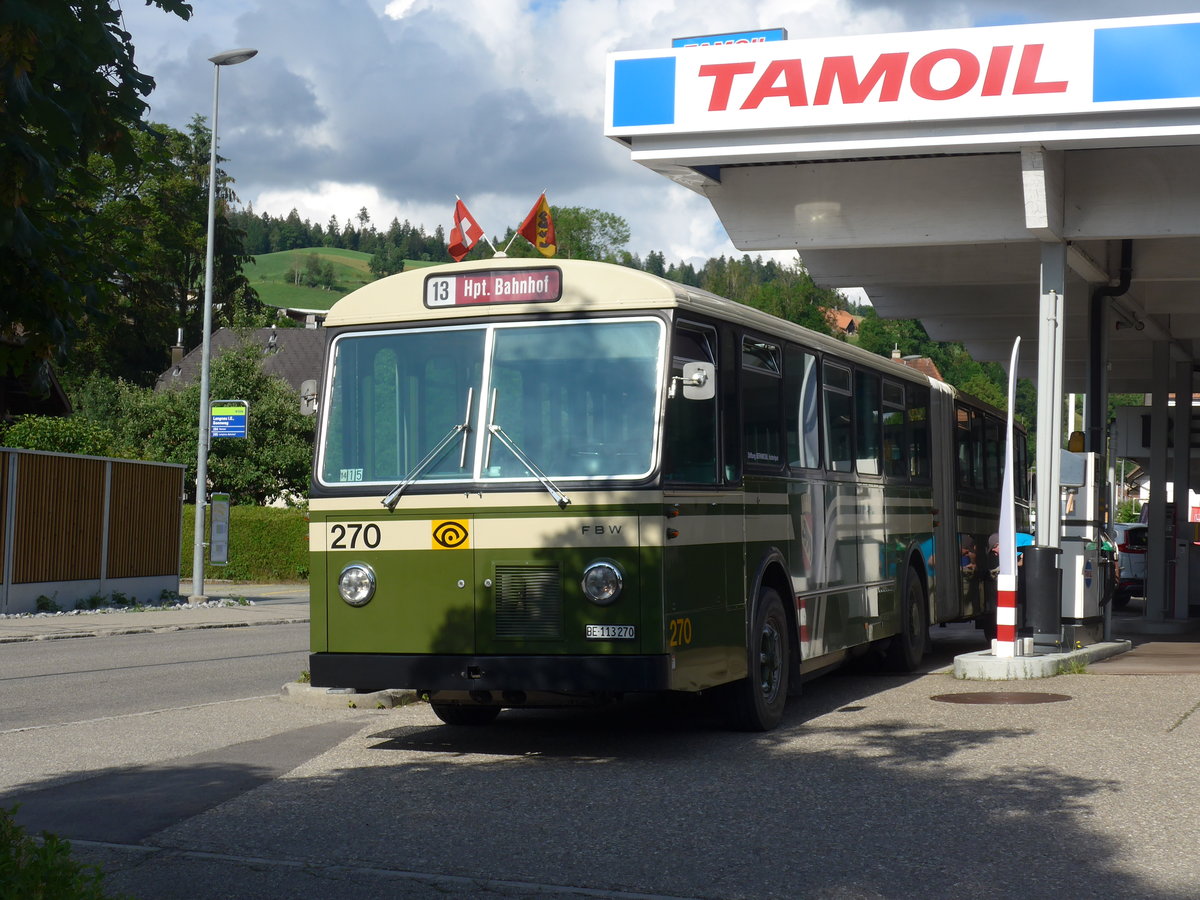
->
[[431, 704, 501, 726], [886, 568, 928, 672], [717, 587, 789, 731]]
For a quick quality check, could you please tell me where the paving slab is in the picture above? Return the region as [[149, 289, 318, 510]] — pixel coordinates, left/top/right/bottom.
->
[[1090, 641, 1200, 674]]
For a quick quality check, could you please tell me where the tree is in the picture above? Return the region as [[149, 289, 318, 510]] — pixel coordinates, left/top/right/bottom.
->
[[735, 261, 841, 335], [855, 314, 931, 360], [0, 0, 193, 380], [501, 206, 631, 262], [279, 208, 307, 250], [645, 250, 666, 277], [62, 117, 265, 387], [552, 207, 631, 261], [69, 340, 315, 505], [369, 245, 406, 279]]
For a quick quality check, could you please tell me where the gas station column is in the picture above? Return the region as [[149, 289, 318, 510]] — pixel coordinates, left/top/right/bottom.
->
[[1172, 362, 1194, 619], [1146, 346, 1171, 622], [1035, 242, 1067, 547]]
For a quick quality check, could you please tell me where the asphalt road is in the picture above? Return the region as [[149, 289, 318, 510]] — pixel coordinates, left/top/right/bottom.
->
[[3, 619, 1200, 899], [0, 623, 311, 732]]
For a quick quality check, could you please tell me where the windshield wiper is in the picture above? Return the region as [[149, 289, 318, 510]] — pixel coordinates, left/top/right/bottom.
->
[[382, 388, 473, 510], [484, 389, 571, 509]]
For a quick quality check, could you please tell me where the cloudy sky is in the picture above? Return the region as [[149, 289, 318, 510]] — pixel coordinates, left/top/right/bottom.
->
[[117, 0, 1199, 266]]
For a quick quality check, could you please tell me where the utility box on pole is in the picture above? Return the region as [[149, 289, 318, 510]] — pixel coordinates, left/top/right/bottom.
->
[[210, 492, 230, 566]]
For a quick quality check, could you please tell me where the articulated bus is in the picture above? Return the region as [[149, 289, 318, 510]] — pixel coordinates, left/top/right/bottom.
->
[[308, 257, 1028, 730]]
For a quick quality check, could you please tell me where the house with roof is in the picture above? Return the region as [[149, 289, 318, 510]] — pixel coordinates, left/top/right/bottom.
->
[[156, 326, 325, 396], [824, 308, 863, 337], [888, 347, 945, 382]]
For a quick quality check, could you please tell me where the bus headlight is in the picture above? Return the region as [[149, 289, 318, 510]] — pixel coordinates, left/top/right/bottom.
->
[[581, 561, 623, 605], [338, 563, 376, 607]]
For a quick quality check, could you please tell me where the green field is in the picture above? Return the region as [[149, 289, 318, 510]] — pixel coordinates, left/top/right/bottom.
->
[[249, 248, 437, 311]]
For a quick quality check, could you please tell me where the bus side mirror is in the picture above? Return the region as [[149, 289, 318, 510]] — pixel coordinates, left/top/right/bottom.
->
[[670, 361, 715, 401], [300, 379, 319, 416]]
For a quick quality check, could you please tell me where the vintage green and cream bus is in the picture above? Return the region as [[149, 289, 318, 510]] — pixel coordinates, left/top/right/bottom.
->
[[308, 257, 1027, 730]]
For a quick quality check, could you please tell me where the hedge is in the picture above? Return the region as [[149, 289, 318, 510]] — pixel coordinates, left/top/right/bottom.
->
[[180, 504, 309, 582]]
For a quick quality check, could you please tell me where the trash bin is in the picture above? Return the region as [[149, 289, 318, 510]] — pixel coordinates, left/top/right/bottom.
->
[[1021, 545, 1062, 647]]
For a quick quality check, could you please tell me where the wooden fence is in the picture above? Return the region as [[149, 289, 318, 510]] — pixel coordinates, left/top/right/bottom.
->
[[0, 449, 184, 613]]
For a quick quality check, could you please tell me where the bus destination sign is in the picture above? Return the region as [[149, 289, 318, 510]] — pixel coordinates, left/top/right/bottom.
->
[[425, 268, 562, 307]]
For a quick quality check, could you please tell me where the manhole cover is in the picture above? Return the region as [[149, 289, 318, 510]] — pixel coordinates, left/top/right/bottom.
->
[[930, 692, 1072, 705]]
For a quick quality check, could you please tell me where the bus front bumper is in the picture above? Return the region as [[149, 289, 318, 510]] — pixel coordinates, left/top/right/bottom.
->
[[309, 652, 673, 695]]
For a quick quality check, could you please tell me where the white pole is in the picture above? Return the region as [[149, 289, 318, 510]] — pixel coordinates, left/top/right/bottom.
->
[[995, 337, 1021, 658]]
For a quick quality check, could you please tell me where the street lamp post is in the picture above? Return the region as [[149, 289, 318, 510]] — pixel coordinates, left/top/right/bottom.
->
[[189, 48, 258, 603]]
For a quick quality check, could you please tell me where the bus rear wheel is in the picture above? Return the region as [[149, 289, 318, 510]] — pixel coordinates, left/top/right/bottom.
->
[[717, 587, 790, 731], [430, 704, 501, 726], [886, 568, 928, 672]]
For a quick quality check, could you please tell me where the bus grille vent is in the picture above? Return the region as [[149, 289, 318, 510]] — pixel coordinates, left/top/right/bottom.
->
[[494, 565, 562, 639]]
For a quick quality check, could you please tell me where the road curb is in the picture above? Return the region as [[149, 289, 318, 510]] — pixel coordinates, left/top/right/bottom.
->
[[0, 617, 310, 644], [280, 682, 418, 710], [953, 639, 1132, 679]]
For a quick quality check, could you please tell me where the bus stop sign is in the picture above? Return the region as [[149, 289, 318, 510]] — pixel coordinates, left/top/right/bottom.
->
[[211, 400, 248, 438]]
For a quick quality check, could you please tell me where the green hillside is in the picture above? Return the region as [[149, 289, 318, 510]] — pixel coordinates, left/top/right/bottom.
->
[[249, 248, 437, 311]]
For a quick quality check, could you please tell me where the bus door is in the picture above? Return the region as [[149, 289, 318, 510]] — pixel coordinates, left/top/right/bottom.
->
[[662, 322, 742, 687], [929, 382, 961, 622]]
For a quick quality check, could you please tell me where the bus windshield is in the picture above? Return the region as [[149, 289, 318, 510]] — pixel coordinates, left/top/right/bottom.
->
[[319, 318, 664, 489]]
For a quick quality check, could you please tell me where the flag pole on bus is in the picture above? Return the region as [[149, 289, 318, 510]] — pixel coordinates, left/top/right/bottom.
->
[[995, 336, 1022, 658]]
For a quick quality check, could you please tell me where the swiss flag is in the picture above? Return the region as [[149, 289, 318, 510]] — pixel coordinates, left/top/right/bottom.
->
[[448, 199, 484, 262]]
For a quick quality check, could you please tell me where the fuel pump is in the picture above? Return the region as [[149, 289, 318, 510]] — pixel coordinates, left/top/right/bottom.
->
[[1060, 450, 1106, 645]]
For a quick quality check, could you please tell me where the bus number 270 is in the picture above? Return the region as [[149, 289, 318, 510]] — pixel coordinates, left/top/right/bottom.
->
[[669, 617, 693, 647], [330, 523, 381, 550]]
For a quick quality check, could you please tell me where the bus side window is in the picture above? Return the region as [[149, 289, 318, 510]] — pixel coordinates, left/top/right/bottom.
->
[[984, 416, 1002, 490], [971, 409, 985, 489], [742, 336, 783, 470], [1016, 431, 1029, 500], [907, 385, 931, 480], [956, 406, 975, 489], [855, 370, 881, 475], [786, 347, 820, 469], [664, 323, 719, 485], [823, 361, 853, 473], [882, 379, 906, 478]]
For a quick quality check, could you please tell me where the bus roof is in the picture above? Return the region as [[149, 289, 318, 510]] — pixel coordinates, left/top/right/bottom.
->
[[324, 257, 688, 326], [323, 256, 938, 391]]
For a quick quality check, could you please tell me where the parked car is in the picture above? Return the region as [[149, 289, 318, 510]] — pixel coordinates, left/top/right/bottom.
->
[[1113, 523, 1148, 608]]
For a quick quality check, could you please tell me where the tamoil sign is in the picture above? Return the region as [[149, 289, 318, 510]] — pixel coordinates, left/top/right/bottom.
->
[[607, 15, 1200, 136]]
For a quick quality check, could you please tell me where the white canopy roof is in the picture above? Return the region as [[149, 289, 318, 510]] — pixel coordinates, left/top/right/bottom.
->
[[606, 13, 1200, 392]]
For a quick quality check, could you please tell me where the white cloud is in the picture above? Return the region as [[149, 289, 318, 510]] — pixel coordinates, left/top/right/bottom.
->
[[119, 0, 1200, 270]]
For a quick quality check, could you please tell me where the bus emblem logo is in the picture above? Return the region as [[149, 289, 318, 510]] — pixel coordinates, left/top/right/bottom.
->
[[432, 520, 470, 550]]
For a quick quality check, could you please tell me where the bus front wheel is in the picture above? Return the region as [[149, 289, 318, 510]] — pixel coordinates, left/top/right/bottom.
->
[[431, 704, 501, 726], [717, 587, 790, 731]]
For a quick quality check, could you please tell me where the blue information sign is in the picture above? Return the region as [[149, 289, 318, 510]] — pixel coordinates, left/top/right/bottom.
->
[[210, 400, 248, 439]]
